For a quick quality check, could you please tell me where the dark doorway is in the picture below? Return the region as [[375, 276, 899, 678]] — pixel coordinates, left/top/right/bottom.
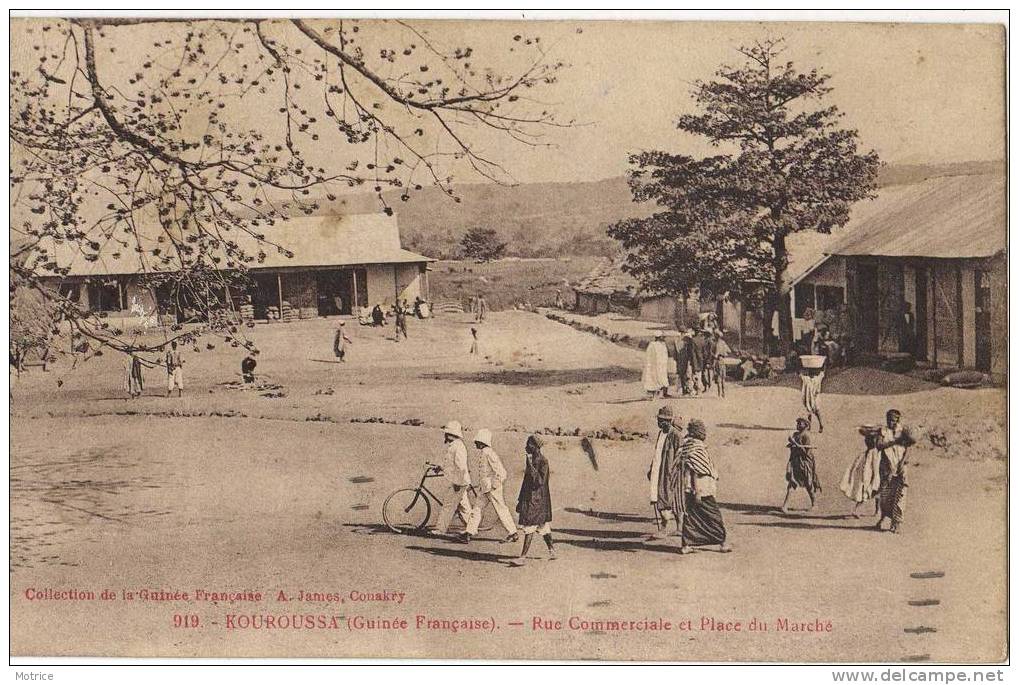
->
[[856, 262, 880, 354], [249, 272, 281, 320], [914, 266, 928, 361], [975, 270, 992, 373], [316, 270, 355, 316]]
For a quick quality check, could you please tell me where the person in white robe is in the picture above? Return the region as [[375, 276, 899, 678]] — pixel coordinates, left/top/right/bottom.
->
[[642, 333, 670, 399]]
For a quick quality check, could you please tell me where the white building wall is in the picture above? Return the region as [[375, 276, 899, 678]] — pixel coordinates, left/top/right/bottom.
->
[[395, 264, 423, 304], [364, 264, 397, 307]]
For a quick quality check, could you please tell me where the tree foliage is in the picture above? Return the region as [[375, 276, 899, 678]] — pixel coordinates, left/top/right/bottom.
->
[[459, 226, 507, 262], [10, 17, 570, 367], [609, 39, 880, 351]]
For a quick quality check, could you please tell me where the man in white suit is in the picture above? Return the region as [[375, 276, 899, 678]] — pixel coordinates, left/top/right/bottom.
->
[[463, 428, 519, 544], [432, 421, 473, 537]]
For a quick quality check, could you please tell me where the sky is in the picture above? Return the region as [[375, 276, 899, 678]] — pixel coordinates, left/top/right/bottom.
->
[[11, 17, 1006, 187], [454, 19, 1006, 183]]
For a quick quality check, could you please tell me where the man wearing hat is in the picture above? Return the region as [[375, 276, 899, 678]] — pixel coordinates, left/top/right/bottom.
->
[[433, 420, 473, 537], [647, 405, 684, 538], [463, 428, 518, 543]]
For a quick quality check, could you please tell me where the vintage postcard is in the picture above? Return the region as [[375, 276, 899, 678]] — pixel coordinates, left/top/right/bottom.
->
[[8, 13, 1007, 662]]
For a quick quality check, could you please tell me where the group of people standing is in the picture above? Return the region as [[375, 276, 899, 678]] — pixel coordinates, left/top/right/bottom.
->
[[642, 327, 732, 400], [431, 421, 555, 567], [780, 406, 915, 533], [124, 340, 186, 399]]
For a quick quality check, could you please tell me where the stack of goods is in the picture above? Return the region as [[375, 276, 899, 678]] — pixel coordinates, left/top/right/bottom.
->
[[281, 301, 295, 323], [299, 307, 318, 319], [239, 301, 255, 321], [266, 305, 280, 321]]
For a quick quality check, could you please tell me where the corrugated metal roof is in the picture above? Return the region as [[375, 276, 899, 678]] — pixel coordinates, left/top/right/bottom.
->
[[39, 213, 433, 277], [825, 173, 1005, 259]]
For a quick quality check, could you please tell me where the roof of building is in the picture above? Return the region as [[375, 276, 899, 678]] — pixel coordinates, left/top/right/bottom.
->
[[40, 213, 433, 278], [824, 173, 1005, 260]]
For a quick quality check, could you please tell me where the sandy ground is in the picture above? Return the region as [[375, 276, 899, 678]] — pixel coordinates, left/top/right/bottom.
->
[[9, 311, 1007, 661]]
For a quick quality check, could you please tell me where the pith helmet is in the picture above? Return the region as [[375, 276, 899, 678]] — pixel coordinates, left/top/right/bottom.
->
[[474, 428, 493, 447], [441, 421, 464, 439]]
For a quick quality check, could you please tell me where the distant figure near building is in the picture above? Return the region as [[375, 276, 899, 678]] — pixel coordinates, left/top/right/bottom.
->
[[899, 302, 916, 357], [509, 434, 555, 566], [699, 329, 717, 391], [782, 418, 821, 512], [394, 303, 408, 341], [241, 355, 257, 383], [642, 333, 670, 400], [713, 330, 732, 398], [469, 327, 480, 357], [476, 294, 488, 323], [554, 290, 565, 309], [371, 304, 385, 327], [126, 353, 144, 399], [165, 341, 184, 397], [333, 322, 353, 362]]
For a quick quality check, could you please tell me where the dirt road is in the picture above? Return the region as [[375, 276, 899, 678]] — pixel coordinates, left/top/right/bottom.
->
[[9, 311, 1007, 661]]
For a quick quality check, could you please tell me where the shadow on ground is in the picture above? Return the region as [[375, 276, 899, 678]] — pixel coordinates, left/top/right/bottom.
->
[[422, 366, 638, 387], [406, 545, 515, 564], [716, 422, 788, 432], [564, 507, 652, 524]]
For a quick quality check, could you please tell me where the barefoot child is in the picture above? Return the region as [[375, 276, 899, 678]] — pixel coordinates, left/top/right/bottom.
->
[[782, 418, 821, 512], [509, 435, 555, 566]]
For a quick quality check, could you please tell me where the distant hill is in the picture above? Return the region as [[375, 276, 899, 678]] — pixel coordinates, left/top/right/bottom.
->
[[876, 159, 1003, 187], [303, 160, 1003, 259], [308, 176, 647, 259]]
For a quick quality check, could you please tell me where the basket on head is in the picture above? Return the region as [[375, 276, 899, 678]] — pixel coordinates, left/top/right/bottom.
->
[[800, 355, 826, 369]]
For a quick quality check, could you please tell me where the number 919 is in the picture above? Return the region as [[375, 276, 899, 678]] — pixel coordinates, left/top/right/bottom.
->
[[173, 614, 200, 628]]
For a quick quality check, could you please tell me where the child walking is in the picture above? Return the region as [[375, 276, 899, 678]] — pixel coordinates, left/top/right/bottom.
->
[[781, 418, 822, 512]]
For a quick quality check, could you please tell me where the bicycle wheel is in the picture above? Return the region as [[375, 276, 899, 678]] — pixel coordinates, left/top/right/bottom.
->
[[382, 488, 432, 533]]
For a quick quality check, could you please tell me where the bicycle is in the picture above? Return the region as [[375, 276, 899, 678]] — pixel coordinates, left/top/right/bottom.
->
[[382, 462, 498, 534]]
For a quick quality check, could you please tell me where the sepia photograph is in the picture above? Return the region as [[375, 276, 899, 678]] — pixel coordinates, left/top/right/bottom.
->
[[7, 10, 1009, 667]]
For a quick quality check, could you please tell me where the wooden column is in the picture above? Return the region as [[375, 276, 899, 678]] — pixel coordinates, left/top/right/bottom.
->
[[956, 262, 964, 368], [931, 264, 938, 367], [351, 269, 358, 310], [277, 273, 284, 320]]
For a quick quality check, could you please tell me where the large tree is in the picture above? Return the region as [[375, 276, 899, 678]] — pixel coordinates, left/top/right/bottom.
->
[[610, 39, 880, 353], [10, 17, 570, 366]]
